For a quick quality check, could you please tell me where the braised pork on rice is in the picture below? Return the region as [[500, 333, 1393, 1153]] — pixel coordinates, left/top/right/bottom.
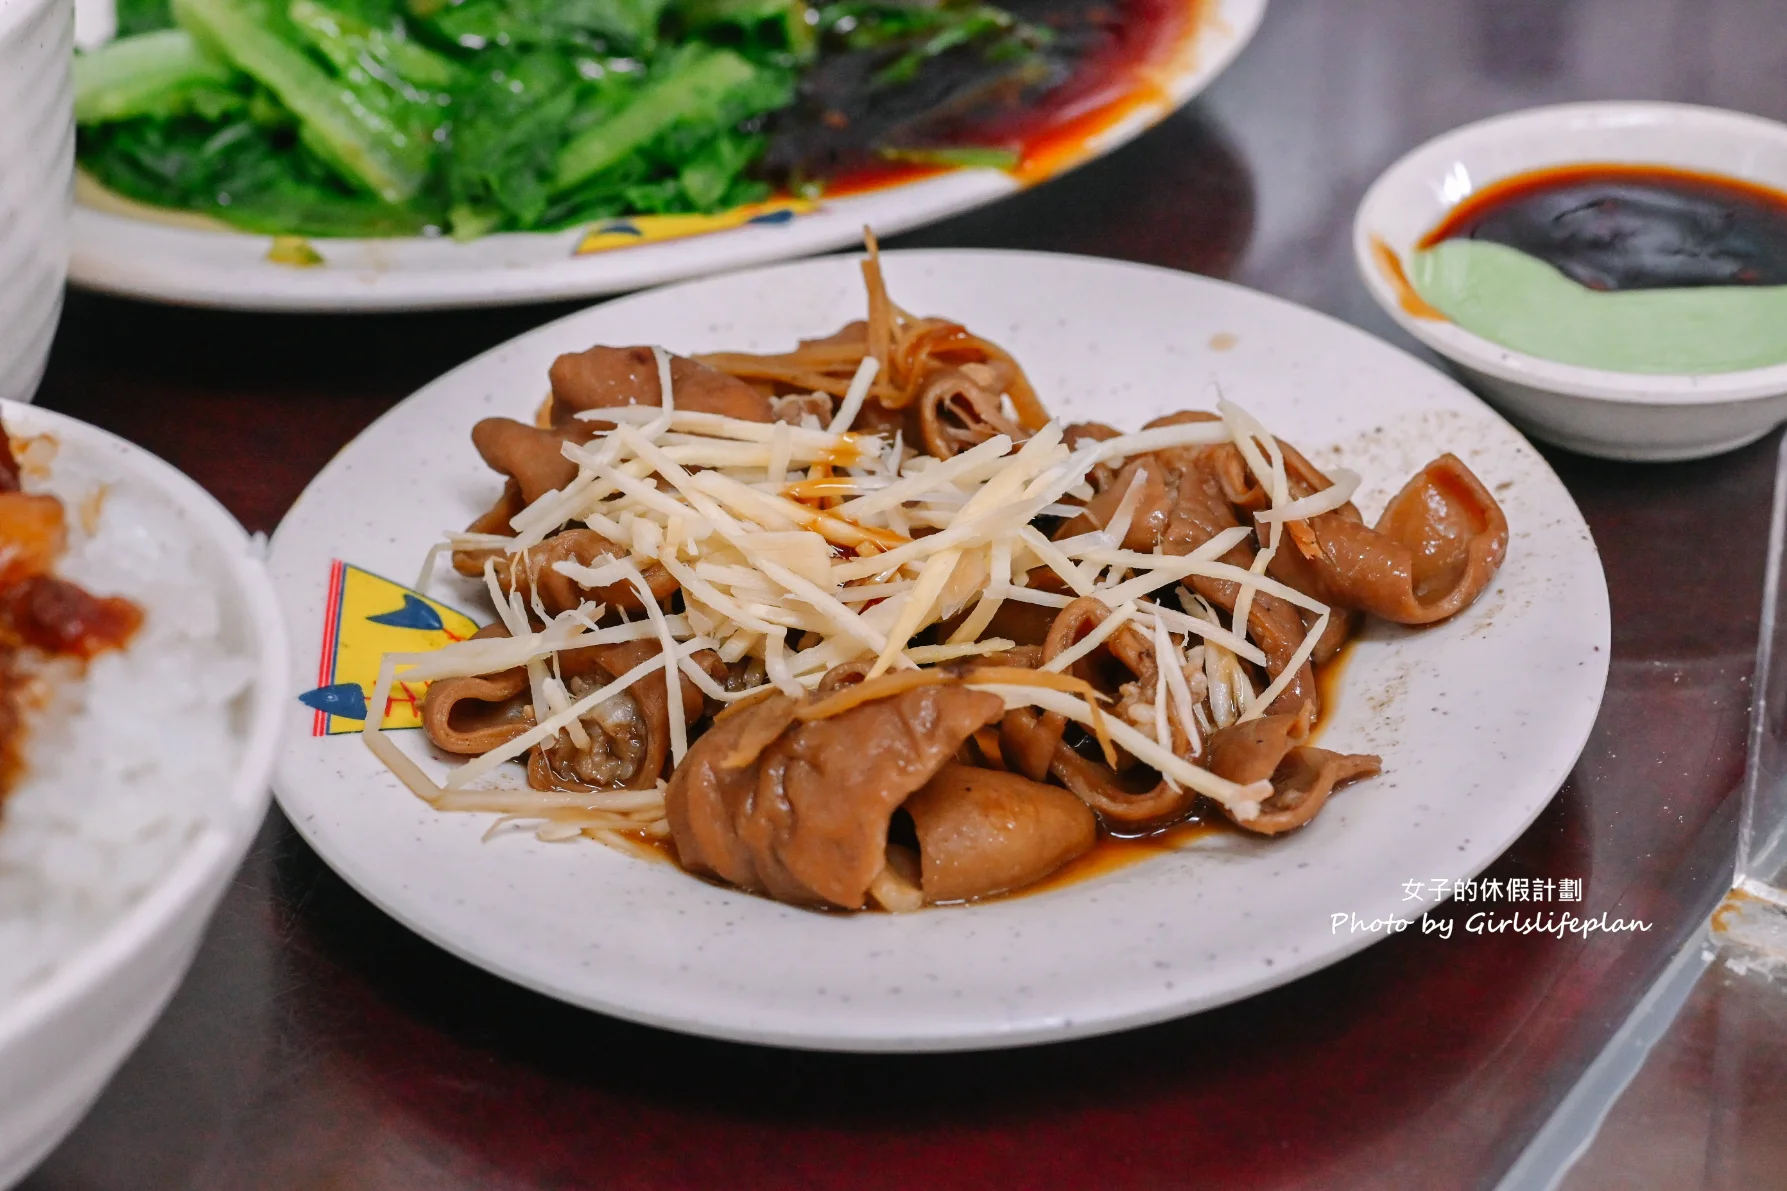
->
[[0, 428, 141, 802], [366, 242, 1510, 911]]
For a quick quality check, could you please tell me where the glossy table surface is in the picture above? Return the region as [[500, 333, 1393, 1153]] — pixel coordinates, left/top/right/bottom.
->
[[24, 1, 1787, 1187], [1563, 953, 1787, 1191]]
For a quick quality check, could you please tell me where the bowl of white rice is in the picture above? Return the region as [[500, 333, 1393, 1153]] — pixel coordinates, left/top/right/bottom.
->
[[0, 400, 285, 1186]]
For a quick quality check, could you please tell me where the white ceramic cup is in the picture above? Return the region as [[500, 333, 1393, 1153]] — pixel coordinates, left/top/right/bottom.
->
[[1355, 102, 1787, 462], [0, 0, 73, 404]]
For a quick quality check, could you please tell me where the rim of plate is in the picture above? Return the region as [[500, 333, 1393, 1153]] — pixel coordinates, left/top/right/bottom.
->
[[268, 249, 1610, 1050], [67, 0, 1267, 312], [1354, 100, 1787, 406], [0, 400, 288, 1053]]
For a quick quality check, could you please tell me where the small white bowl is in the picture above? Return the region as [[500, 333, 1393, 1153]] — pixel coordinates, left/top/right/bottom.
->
[[0, 0, 73, 404], [1355, 102, 1787, 462], [0, 401, 288, 1188]]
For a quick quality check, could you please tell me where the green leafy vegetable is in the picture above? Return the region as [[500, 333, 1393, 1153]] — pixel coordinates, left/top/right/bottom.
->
[[678, 128, 768, 206], [286, 0, 460, 90], [814, 0, 1052, 88], [80, 115, 431, 234], [116, 0, 177, 35], [554, 46, 781, 189], [444, 48, 591, 235], [421, 0, 671, 54], [878, 144, 1019, 170], [75, 0, 1065, 240], [172, 0, 440, 201], [74, 29, 244, 123], [674, 0, 815, 63]]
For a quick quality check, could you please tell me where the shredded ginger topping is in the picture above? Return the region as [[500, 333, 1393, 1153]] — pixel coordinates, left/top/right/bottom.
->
[[368, 364, 1345, 845]]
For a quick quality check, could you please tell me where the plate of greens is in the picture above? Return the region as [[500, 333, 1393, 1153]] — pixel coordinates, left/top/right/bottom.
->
[[68, 0, 1264, 310]]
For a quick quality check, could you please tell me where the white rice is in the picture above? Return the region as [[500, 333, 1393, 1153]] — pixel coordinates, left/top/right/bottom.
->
[[0, 443, 253, 1003]]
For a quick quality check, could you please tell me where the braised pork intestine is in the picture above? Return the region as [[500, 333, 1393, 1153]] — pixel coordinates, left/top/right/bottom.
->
[[370, 252, 1510, 909]]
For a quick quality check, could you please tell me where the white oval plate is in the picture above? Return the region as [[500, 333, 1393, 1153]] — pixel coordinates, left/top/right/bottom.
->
[[268, 250, 1610, 1051], [69, 0, 1264, 312]]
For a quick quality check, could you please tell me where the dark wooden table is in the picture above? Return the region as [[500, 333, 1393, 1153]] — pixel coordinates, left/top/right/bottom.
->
[[25, 1, 1787, 1187]]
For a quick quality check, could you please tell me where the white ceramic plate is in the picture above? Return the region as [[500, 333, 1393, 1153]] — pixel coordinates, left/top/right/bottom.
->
[[268, 250, 1610, 1051], [68, 0, 1264, 312]]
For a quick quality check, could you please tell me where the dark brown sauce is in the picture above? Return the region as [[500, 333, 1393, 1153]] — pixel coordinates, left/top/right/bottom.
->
[[625, 832, 679, 865], [1002, 817, 1228, 900], [2, 577, 142, 660], [1418, 163, 1787, 291], [791, 507, 909, 550], [1309, 637, 1355, 748], [1369, 235, 1446, 320], [0, 654, 21, 797], [781, 476, 863, 501], [0, 432, 144, 805], [815, 0, 1207, 195], [816, 438, 874, 469]]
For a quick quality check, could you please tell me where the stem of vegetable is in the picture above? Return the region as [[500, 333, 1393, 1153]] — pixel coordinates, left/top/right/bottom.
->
[[553, 46, 759, 193], [172, 0, 432, 202], [73, 29, 239, 123]]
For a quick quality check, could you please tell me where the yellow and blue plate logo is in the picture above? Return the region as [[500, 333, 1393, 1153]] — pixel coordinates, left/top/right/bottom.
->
[[572, 198, 818, 257], [298, 561, 482, 737]]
